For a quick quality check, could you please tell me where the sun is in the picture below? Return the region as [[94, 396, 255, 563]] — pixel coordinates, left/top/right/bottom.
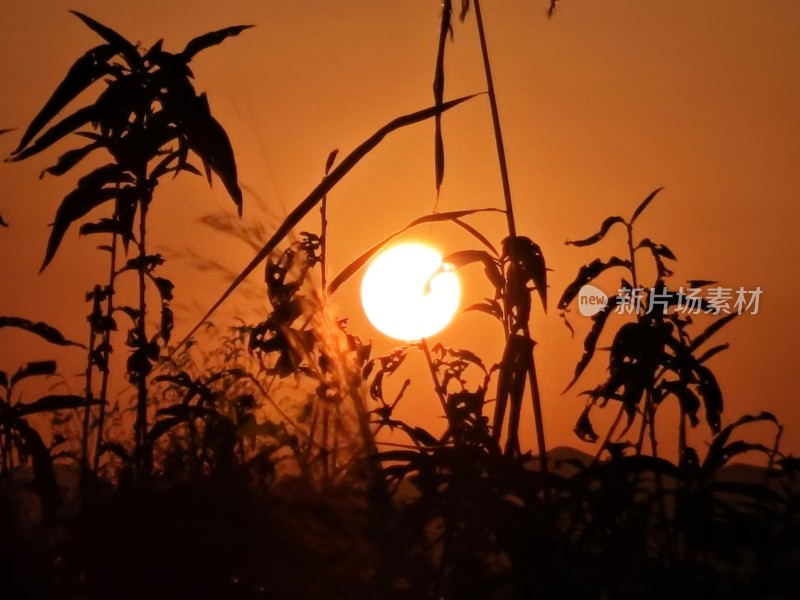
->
[[361, 242, 461, 341]]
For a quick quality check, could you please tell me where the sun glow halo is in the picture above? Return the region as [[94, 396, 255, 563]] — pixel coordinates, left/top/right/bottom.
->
[[360, 243, 460, 341]]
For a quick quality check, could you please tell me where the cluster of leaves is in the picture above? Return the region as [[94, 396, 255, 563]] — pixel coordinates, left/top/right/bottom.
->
[[7, 11, 251, 476], [0, 318, 90, 517], [558, 189, 736, 460]]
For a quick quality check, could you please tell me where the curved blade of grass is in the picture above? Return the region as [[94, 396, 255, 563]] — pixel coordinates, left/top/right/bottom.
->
[[327, 207, 502, 297], [170, 94, 480, 355]]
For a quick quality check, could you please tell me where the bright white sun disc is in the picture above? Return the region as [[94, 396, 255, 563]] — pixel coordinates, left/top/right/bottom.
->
[[361, 243, 460, 341]]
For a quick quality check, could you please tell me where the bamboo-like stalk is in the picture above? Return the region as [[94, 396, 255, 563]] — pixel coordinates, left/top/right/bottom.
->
[[473, 0, 548, 473]]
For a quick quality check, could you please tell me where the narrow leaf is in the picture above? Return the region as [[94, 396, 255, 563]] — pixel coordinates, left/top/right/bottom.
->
[[558, 257, 631, 310], [14, 45, 117, 154], [566, 216, 626, 247], [180, 25, 254, 60], [630, 187, 664, 223], [11, 360, 57, 387], [0, 316, 83, 347]]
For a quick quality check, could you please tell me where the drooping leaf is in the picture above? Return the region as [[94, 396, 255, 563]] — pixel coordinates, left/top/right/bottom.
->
[[179, 25, 254, 61], [41, 165, 132, 271], [695, 343, 729, 365], [11, 360, 57, 387], [0, 316, 83, 347], [17, 394, 99, 416], [630, 187, 664, 223], [451, 217, 498, 255], [503, 236, 547, 312], [558, 256, 631, 310], [689, 312, 738, 352], [14, 44, 117, 154], [566, 215, 626, 248], [574, 405, 599, 443], [171, 94, 479, 353], [8, 105, 97, 161], [659, 380, 700, 427], [564, 295, 620, 392], [41, 141, 103, 178], [153, 277, 175, 302], [695, 364, 723, 433], [79, 217, 126, 237], [174, 93, 243, 214], [328, 206, 500, 297], [464, 299, 503, 322]]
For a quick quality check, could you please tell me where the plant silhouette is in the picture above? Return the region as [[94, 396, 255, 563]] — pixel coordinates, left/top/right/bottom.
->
[[0, 6, 797, 600]]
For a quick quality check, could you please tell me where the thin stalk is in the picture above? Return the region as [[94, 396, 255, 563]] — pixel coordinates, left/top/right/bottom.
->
[[92, 229, 119, 474], [420, 338, 448, 417], [473, 0, 548, 473], [320, 195, 328, 292], [135, 198, 151, 476], [80, 289, 100, 485]]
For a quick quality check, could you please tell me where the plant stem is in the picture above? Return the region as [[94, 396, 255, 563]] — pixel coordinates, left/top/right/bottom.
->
[[92, 230, 118, 474], [473, 0, 548, 473], [420, 338, 448, 418], [80, 289, 100, 486], [135, 198, 150, 477]]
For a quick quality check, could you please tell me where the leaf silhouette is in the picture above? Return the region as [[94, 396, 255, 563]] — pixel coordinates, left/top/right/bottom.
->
[[630, 187, 664, 223], [441, 248, 504, 295], [694, 364, 723, 433], [8, 105, 97, 162], [433, 0, 452, 196], [451, 217, 498, 255], [0, 316, 83, 347], [69, 11, 141, 69], [566, 215, 626, 248], [179, 25, 254, 60], [42, 165, 133, 271], [503, 236, 547, 312], [13, 44, 117, 155], [328, 208, 499, 297], [689, 312, 738, 352], [17, 394, 100, 416], [558, 256, 631, 310], [11, 360, 57, 387], [464, 299, 503, 322], [40, 141, 103, 178], [564, 295, 620, 392], [574, 405, 599, 443], [171, 93, 242, 214]]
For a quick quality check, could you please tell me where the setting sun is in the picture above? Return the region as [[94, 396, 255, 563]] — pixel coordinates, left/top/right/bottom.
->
[[360, 242, 460, 341]]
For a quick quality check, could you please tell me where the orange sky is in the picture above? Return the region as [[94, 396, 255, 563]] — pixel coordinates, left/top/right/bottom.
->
[[0, 0, 798, 459]]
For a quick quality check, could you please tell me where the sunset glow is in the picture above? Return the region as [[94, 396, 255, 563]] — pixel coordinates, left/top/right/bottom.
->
[[360, 243, 460, 341]]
